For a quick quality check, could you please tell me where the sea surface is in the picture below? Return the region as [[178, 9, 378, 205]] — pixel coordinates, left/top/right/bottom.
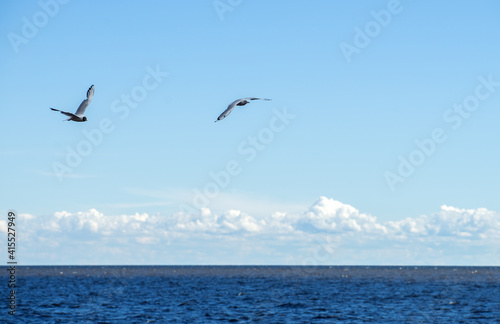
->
[[0, 266, 499, 323]]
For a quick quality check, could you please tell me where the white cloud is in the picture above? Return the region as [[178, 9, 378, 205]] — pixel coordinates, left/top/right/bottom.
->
[[386, 205, 500, 239], [299, 196, 387, 234], [0, 220, 7, 234], [172, 208, 264, 234], [6, 197, 500, 265]]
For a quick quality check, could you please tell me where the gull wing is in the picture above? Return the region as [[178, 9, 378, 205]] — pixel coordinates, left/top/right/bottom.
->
[[75, 85, 95, 117], [50, 107, 78, 119], [215, 99, 241, 122], [246, 97, 271, 101]]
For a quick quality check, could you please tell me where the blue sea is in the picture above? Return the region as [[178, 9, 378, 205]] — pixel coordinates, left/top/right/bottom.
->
[[1, 266, 499, 323]]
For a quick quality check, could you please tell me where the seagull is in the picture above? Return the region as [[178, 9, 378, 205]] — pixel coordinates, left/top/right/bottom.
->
[[215, 97, 271, 122], [50, 85, 95, 122]]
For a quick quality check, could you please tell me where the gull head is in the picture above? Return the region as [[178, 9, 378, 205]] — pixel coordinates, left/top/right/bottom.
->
[[82, 116, 88, 121]]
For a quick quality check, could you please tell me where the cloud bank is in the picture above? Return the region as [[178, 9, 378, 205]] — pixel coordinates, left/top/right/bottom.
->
[[2, 197, 499, 265]]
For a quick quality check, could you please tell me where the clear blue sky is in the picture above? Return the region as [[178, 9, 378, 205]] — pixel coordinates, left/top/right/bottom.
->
[[1, 0, 499, 265]]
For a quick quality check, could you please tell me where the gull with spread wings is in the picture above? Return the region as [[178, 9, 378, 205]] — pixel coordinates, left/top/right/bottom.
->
[[50, 85, 95, 122], [215, 97, 271, 122]]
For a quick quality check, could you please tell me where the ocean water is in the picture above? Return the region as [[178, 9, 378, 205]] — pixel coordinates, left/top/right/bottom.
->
[[1, 266, 499, 323]]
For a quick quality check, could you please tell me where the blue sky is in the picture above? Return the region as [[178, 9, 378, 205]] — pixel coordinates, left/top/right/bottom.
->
[[1, 0, 499, 265]]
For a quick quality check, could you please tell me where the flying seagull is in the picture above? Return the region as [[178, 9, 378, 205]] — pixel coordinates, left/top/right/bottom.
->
[[50, 85, 95, 122], [215, 97, 271, 122]]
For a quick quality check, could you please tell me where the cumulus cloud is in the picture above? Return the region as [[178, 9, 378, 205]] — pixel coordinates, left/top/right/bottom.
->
[[298, 197, 387, 234], [0, 220, 7, 234], [6, 197, 500, 265], [40, 209, 155, 237], [13, 197, 500, 240], [387, 205, 500, 239], [173, 208, 264, 234]]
